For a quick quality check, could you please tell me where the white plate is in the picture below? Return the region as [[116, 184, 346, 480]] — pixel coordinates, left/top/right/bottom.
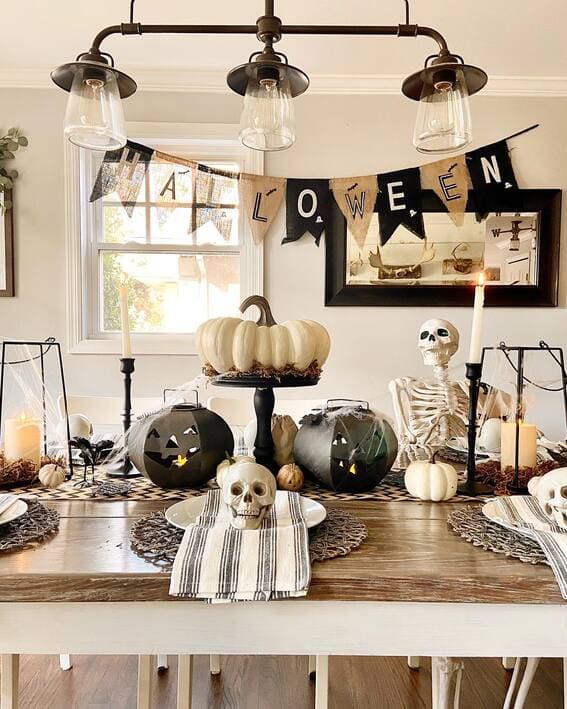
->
[[166, 492, 327, 531], [0, 499, 28, 527]]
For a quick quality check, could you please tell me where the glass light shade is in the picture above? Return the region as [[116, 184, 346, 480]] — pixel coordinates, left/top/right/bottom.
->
[[413, 68, 472, 154], [239, 75, 295, 151], [64, 65, 127, 151]]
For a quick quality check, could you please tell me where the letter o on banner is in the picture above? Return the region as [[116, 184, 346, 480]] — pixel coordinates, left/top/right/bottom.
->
[[297, 189, 317, 219]]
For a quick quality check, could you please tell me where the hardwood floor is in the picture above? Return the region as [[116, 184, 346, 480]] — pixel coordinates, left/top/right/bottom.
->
[[11, 654, 564, 708]]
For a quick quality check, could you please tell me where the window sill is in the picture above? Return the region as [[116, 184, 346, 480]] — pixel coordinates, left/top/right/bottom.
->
[[69, 336, 200, 356]]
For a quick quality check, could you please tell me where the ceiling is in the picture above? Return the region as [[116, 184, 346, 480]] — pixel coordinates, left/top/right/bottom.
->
[[2, 0, 564, 94]]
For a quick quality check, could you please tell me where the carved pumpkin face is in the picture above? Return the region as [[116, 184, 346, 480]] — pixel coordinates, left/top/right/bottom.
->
[[144, 413, 201, 472]]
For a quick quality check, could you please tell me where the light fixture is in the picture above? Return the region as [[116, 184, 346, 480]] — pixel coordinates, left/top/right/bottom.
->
[[51, 51, 136, 151], [50, 0, 488, 154], [403, 53, 487, 154], [491, 218, 535, 253]]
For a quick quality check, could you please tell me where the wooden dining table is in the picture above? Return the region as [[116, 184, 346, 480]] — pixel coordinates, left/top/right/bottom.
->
[[0, 497, 566, 709]]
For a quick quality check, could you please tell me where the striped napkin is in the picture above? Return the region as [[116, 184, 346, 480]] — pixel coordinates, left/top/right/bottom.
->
[[169, 489, 311, 602], [488, 496, 567, 599], [0, 494, 19, 518]]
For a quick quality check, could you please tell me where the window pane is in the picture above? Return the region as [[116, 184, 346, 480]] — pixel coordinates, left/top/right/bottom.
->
[[103, 206, 147, 244], [101, 251, 240, 334]]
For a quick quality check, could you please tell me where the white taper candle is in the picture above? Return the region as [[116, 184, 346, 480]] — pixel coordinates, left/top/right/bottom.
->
[[119, 283, 132, 358], [468, 272, 485, 363]]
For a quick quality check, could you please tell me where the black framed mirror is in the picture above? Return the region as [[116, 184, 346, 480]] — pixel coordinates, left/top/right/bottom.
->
[[325, 189, 561, 307]]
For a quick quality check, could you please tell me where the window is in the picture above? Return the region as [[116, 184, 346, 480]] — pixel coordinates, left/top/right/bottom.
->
[[66, 123, 263, 354]]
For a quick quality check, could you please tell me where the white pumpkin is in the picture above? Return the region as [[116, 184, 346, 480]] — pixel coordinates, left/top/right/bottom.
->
[[196, 295, 331, 375], [216, 455, 255, 488], [38, 463, 66, 489], [404, 459, 458, 501]]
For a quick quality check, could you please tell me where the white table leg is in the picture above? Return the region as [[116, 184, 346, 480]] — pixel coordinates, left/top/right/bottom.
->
[[137, 655, 153, 709], [431, 657, 463, 709], [308, 655, 316, 678], [177, 655, 193, 709], [156, 655, 168, 673], [209, 655, 221, 675], [0, 655, 19, 709], [59, 654, 72, 671], [407, 656, 421, 669], [315, 656, 329, 709], [563, 658, 567, 709], [513, 658, 541, 709], [502, 657, 516, 670]]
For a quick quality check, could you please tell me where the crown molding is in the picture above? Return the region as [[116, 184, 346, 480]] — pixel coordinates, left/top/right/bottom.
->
[[2, 67, 567, 97]]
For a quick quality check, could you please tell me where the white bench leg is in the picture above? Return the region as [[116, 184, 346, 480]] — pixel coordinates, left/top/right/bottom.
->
[[137, 655, 153, 709], [315, 656, 329, 709], [503, 658, 540, 709], [209, 655, 221, 676], [0, 655, 19, 709], [308, 655, 316, 679], [59, 654, 72, 671], [156, 655, 168, 673], [502, 657, 516, 671], [407, 656, 421, 669], [177, 655, 193, 709], [431, 657, 463, 709]]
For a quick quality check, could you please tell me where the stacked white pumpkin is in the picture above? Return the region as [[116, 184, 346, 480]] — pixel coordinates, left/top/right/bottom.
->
[[197, 295, 330, 377]]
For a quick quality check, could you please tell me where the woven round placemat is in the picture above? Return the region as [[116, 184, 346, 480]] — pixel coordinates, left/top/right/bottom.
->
[[447, 506, 547, 565], [130, 507, 367, 568], [0, 500, 60, 553]]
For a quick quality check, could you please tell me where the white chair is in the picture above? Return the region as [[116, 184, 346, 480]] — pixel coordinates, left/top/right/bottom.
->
[[503, 657, 567, 708]]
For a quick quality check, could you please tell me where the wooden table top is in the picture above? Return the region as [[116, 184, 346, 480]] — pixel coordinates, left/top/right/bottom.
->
[[0, 499, 562, 604]]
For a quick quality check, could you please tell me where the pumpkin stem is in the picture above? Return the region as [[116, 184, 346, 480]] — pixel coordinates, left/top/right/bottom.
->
[[239, 295, 277, 326]]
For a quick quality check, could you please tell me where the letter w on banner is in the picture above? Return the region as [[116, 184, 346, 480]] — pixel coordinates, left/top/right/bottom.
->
[[377, 168, 425, 245], [240, 174, 286, 245], [283, 179, 333, 247], [466, 139, 520, 219], [420, 155, 469, 227], [89, 141, 154, 216], [330, 175, 378, 249]]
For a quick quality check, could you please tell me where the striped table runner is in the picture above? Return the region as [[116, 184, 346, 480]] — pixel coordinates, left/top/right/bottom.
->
[[169, 490, 311, 602], [489, 496, 567, 599]]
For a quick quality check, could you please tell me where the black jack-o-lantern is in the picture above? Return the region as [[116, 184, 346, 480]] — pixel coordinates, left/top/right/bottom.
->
[[293, 400, 398, 493], [127, 403, 233, 488]]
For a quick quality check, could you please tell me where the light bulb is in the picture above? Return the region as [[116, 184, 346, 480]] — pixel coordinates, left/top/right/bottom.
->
[[64, 65, 127, 151], [239, 72, 295, 151], [413, 68, 472, 154]]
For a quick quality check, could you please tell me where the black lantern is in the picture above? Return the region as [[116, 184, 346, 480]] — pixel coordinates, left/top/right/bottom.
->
[[293, 400, 398, 492], [127, 403, 233, 488]]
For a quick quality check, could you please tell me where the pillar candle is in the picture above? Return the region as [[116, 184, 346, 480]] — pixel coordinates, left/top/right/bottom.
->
[[4, 412, 42, 466], [119, 283, 132, 358], [500, 421, 537, 470], [468, 272, 485, 363]]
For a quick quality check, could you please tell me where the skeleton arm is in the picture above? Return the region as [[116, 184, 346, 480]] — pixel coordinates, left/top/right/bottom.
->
[[389, 378, 417, 446]]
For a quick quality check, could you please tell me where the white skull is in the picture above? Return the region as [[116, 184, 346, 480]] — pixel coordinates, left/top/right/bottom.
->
[[528, 467, 567, 528], [418, 319, 459, 367], [222, 460, 276, 530]]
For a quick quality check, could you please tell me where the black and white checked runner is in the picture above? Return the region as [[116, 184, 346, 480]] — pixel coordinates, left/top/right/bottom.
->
[[169, 490, 310, 602]]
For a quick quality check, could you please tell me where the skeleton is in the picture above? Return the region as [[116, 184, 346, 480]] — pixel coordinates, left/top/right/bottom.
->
[[528, 467, 567, 528], [221, 460, 276, 530]]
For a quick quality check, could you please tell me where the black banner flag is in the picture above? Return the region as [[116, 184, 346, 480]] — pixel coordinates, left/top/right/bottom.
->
[[377, 168, 425, 245]]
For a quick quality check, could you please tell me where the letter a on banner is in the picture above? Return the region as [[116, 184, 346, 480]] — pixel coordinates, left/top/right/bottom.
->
[[240, 174, 286, 245], [283, 179, 333, 247], [330, 175, 378, 249], [377, 168, 425, 245], [466, 140, 519, 218], [420, 155, 469, 227]]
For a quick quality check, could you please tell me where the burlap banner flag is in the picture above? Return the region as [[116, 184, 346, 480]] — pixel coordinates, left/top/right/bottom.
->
[[377, 167, 425, 245], [194, 163, 239, 242], [283, 179, 334, 247], [330, 175, 378, 249], [466, 140, 520, 219], [240, 174, 286, 245], [420, 155, 469, 227], [89, 141, 154, 216], [153, 151, 194, 227]]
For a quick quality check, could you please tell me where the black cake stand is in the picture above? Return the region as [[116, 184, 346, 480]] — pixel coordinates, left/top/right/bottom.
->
[[212, 373, 319, 473]]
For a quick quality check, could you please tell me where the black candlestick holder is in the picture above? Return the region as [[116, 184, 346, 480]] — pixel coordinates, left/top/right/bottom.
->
[[457, 361, 493, 497], [106, 357, 142, 479]]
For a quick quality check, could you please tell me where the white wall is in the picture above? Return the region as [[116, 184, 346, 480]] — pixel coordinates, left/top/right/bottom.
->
[[1, 88, 566, 435]]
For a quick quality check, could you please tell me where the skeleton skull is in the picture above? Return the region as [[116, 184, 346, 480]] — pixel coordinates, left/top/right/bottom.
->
[[418, 319, 459, 367], [528, 467, 567, 528], [222, 460, 276, 530]]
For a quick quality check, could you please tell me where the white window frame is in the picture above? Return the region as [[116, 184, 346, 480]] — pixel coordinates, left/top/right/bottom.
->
[[65, 122, 264, 355]]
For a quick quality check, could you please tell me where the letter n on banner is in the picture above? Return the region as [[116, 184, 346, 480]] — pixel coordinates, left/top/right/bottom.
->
[[420, 155, 469, 227], [240, 174, 286, 245], [330, 175, 378, 249], [377, 168, 425, 245], [466, 140, 520, 219], [89, 141, 154, 217], [283, 179, 333, 247]]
